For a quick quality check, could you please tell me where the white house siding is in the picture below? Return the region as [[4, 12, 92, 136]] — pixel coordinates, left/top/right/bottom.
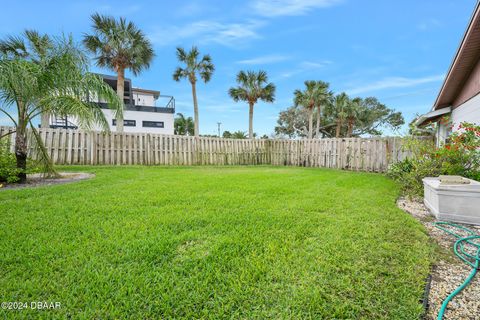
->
[[102, 109, 174, 134], [132, 91, 156, 106], [451, 92, 480, 130]]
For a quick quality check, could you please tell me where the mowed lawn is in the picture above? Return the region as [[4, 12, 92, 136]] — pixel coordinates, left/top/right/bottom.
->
[[0, 166, 431, 319]]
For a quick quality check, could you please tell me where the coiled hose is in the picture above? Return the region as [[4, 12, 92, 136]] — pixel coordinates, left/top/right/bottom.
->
[[433, 222, 480, 320]]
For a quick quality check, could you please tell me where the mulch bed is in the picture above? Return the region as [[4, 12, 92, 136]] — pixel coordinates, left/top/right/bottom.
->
[[0, 172, 94, 190], [398, 198, 480, 320]]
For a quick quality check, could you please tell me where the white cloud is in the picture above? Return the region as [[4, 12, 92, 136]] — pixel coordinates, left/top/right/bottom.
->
[[346, 74, 444, 95], [149, 20, 264, 47], [275, 60, 332, 80], [236, 54, 290, 65], [251, 0, 342, 17], [299, 60, 332, 68], [418, 18, 441, 31]]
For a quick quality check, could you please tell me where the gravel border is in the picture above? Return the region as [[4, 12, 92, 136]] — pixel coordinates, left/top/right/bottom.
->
[[0, 172, 94, 190], [397, 198, 480, 320]]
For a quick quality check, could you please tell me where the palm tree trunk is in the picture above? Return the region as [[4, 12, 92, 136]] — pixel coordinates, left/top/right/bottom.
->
[[15, 117, 27, 183], [315, 105, 321, 138], [347, 117, 354, 137], [191, 81, 200, 137], [116, 68, 125, 133], [248, 102, 254, 140], [40, 112, 50, 128], [308, 107, 313, 139], [335, 119, 343, 138]]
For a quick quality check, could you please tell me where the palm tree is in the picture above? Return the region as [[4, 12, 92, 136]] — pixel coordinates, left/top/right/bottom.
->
[[174, 113, 194, 136], [231, 130, 248, 139], [173, 46, 214, 137], [83, 13, 154, 133], [314, 81, 332, 138], [0, 30, 55, 128], [293, 80, 328, 139], [0, 32, 122, 183], [229, 70, 276, 139], [331, 92, 350, 138], [345, 97, 362, 137]]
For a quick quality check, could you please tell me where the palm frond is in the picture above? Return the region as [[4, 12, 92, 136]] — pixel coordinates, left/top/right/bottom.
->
[[174, 46, 214, 84], [229, 70, 275, 104], [0, 35, 27, 58], [84, 13, 154, 74], [173, 67, 187, 81]]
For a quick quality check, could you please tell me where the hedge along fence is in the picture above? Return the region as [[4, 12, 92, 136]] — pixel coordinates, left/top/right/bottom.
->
[[0, 126, 418, 172]]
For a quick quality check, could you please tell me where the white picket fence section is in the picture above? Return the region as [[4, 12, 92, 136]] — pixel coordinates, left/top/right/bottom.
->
[[0, 126, 417, 172]]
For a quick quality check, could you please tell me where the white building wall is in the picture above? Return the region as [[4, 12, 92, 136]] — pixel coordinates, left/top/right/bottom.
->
[[451, 92, 480, 129], [102, 109, 174, 134], [132, 91, 156, 106]]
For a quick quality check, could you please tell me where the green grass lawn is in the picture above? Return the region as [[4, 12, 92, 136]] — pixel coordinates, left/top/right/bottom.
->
[[0, 166, 432, 319]]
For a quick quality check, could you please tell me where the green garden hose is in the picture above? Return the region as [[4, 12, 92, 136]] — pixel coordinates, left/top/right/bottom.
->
[[433, 222, 480, 320]]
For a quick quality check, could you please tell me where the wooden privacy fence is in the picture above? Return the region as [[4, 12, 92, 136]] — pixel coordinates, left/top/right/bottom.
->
[[0, 126, 416, 172]]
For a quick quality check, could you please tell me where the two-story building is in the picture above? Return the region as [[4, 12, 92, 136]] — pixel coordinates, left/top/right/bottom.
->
[[46, 74, 175, 135]]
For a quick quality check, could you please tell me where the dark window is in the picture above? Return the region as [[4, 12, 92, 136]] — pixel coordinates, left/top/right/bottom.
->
[[112, 119, 136, 127], [143, 121, 164, 128]]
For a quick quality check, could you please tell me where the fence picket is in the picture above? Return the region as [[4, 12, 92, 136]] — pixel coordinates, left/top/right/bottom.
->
[[0, 126, 428, 172]]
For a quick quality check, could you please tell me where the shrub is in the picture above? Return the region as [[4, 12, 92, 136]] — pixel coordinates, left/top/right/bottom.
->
[[388, 122, 480, 197], [0, 138, 22, 183], [0, 137, 40, 184]]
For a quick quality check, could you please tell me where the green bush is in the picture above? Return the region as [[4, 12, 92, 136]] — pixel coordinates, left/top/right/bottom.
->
[[0, 138, 22, 183], [388, 122, 480, 198], [0, 138, 40, 184]]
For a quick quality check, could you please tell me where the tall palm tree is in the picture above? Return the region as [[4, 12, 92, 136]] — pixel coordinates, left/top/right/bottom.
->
[[83, 13, 154, 133], [0, 30, 55, 128], [229, 70, 276, 139], [294, 81, 322, 139], [173, 46, 214, 137], [174, 113, 194, 136], [0, 32, 122, 183]]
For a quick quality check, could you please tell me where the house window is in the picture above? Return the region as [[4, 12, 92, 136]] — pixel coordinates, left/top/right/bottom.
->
[[143, 121, 164, 128], [112, 119, 136, 127]]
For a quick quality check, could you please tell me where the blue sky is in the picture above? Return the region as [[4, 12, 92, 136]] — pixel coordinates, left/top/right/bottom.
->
[[0, 0, 477, 135]]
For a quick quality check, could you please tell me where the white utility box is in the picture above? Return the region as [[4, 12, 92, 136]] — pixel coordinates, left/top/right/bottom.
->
[[423, 176, 480, 225]]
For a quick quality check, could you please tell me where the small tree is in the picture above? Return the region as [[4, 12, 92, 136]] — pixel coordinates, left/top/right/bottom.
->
[[174, 113, 194, 136], [231, 131, 248, 139], [173, 46, 214, 137], [0, 30, 55, 128], [229, 70, 275, 140], [84, 13, 154, 133], [0, 32, 122, 183]]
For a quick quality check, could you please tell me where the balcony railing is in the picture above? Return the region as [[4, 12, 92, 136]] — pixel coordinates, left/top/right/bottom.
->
[[49, 116, 78, 129], [95, 95, 175, 114]]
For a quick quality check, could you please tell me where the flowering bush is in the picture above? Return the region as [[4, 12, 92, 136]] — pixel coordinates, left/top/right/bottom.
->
[[435, 122, 480, 179], [387, 122, 480, 197]]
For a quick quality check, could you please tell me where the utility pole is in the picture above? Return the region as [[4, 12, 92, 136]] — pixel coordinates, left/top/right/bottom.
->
[[217, 122, 222, 137]]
